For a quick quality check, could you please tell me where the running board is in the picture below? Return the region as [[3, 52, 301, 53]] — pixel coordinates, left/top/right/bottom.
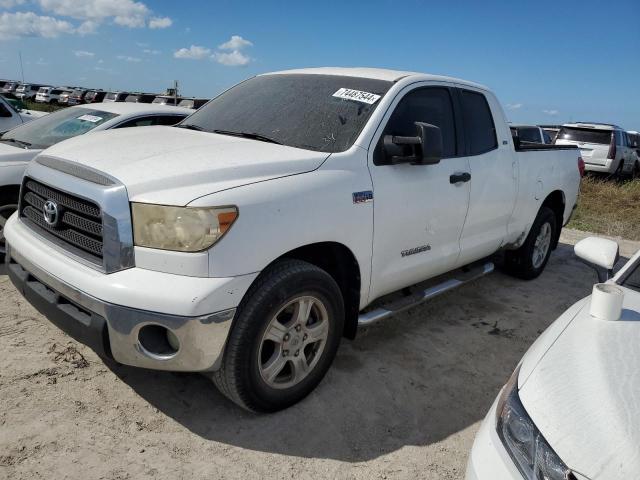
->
[[358, 261, 494, 326]]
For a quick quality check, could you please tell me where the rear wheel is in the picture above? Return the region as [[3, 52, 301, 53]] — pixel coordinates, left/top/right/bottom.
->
[[504, 207, 556, 280], [211, 259, 344, 412]]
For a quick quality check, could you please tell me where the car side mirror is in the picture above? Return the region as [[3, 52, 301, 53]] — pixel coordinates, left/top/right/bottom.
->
[[574, 237, 620, 283], [382, 122, 442, 165]]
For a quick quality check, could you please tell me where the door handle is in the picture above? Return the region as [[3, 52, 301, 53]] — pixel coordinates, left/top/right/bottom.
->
[[449, 172, 471, 184]]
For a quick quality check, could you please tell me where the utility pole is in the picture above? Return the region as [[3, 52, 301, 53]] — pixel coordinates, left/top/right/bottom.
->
[[18, 51, 25, 83], [174, 80, 178, 105]]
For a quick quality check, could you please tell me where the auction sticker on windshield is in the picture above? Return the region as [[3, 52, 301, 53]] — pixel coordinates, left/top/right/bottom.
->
[[332, 88, 381, 105], [77, 114, 103, 123]]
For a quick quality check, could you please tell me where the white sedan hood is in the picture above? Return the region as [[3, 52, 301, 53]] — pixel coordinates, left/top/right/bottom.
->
[[519, 286, 640, 479], [39, 126, 330, 205]]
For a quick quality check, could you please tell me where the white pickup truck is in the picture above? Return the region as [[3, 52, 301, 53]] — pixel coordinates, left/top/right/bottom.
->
[[4, 68, 582, 412]]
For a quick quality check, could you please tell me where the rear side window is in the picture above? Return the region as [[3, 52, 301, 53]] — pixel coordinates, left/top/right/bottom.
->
[[155, 115, 186, 126], [379, 87, 457, 159], [557, 127, 612, 145], [515, 127, 541, 143], [460, 90, 497, 155]]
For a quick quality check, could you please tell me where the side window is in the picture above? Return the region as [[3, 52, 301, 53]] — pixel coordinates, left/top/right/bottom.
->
[[614, 130, 623, 146], [459, 90, 498, 155], [376, 87, 457, 164], [154, 115, 186, 126], [542, 131, 552, 144], [114, 116, 157, 128]]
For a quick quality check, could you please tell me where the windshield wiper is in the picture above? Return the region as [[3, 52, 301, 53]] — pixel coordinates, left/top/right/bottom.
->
[[175, 123, 205, 131], [212, 129, 283, 145], [0, 138, 31, 148]]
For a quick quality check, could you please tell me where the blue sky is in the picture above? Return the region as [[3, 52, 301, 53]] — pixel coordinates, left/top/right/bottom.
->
[[1, 0, 639, 129]]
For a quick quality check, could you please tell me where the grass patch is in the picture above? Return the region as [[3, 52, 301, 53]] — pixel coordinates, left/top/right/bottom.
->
[[568, 175, 640, 240], [23, 99, 65, 113]]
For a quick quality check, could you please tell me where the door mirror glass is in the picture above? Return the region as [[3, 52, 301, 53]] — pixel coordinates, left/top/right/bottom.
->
[[383, 121, 442, 165], [574, 237, 620, 282]]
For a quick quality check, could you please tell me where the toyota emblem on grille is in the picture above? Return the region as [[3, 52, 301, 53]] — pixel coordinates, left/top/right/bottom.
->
[[43, 200, 59, 226]]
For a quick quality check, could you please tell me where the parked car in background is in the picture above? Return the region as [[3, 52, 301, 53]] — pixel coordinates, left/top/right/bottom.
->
[[68, 88, 89, 106], [627, 131, 640, 178], [467, 237, 640, 480], [35, 87, 66, 104], [509, 124, 552, 144], [152, 95, 182, 106], [539, 124, 561, 143], [15, 84, 46, 101], [0, 95, 46, 133], [103, 91, 130, 102], [84, 90, 106, 103], [125, 93, 156, 103], [2, 82, 19, 95], [58, 91, 73, 105], [177, 97, 209, 109], [3, 68, 581, 413], [555, 122, 637, 177], [0, 102, 193, 258]]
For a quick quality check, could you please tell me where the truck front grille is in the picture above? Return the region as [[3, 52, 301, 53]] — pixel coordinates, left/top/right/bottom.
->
[[20, 178, 104, 263]]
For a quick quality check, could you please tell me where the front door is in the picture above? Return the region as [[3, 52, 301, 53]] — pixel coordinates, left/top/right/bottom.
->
[[368, 84, 471, 301]]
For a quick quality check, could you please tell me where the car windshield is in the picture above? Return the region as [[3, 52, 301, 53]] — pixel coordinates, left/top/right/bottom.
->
[[182, 74, 393, 153], [557, 127, 612, 145], [0, 107, 118, 149], [178, 99, 194, 108], [105, 92, 118, 100]]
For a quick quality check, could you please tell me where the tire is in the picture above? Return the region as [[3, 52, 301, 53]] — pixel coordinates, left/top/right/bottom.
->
[[504, 207, 556, 280], [0, 191, 19, 262], [211, 259, 344, 412]]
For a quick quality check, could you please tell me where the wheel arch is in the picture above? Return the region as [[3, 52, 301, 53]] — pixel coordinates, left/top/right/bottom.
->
[[264, 241, 362, 340], [541, 190, 565, 250]]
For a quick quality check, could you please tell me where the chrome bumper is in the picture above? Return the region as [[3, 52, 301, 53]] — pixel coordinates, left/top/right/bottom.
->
[[6, 244, 235, 372]]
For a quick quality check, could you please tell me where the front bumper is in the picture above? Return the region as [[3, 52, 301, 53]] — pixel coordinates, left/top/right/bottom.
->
[[4, 215, 259, 372], [466, 396, 523, 480]]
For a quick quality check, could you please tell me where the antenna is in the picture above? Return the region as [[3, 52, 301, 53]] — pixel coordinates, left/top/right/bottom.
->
[[18, 51, 25, 83]]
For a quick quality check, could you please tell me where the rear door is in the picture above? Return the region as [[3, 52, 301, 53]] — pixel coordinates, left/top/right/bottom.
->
[[368, 83, 471, 300], [456, 87, 516, 266]]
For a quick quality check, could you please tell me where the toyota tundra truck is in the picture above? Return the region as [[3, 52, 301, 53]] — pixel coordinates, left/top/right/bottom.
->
[[4, 68, 582, 412]]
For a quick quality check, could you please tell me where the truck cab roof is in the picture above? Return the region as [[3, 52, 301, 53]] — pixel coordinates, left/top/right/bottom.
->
[[263, 67, 489, 90]]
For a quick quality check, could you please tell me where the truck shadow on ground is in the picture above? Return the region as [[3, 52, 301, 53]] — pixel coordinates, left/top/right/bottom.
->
[[106, 242, 619, 462]]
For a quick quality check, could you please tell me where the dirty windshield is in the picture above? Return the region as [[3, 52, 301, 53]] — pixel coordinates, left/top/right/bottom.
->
[[180, 74, 392, 153]]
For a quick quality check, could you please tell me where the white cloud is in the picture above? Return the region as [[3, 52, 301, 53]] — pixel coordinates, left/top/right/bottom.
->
[[143, 48, 160, 55], [117, 54, 141, 62], [38, 0, 149, 27], [77, 19, 98, 35], [74, 49, 95, 58], [35, 57, 49, 65], [543, 109, 559, 116], [212, 50, 251, 67], [0, 0, 26, 8], [0, 11, 74, 39], [506, 103, 523, 110], [174, 45, 210, 60], [218, 35, 252, 51], [148, 16, 171, 29]]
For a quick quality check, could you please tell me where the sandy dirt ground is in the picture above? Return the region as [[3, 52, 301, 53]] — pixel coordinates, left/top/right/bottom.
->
[[1, 229, 638, 480]]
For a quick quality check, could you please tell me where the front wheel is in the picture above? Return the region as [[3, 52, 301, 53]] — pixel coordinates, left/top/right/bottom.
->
[[504, 207, 557, 280], [211, 259, 344, 412]]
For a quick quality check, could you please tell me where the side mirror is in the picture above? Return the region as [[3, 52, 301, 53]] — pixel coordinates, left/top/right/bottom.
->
[[382, 122, 442, 165], [574, 237, 619, 283]]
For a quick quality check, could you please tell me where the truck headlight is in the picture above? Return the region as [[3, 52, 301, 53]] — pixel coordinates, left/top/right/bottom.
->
[[131, 203, 238, 252], [496, 368, 576, 480]]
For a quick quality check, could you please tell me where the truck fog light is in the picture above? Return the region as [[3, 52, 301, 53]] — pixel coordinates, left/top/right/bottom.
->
[[138, 325, 179, 358]]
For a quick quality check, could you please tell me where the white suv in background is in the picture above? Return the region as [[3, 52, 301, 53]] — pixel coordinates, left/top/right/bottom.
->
[[555, 122, 637, 177], [35, 87, 65, 104]]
